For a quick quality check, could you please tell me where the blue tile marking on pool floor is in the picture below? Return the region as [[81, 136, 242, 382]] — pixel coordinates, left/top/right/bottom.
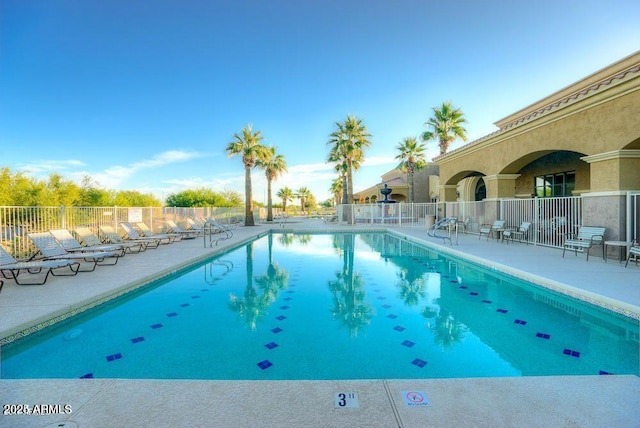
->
[[265, 342, 279, 350], [131, 337, 145, 344], [271, 327, 283, 334], [191, 295, 200, 299], [257, 360, 273, 370], [459, 285, 468, 289], [280, 306, 290, 310], [276, 315, 287, 321], [180, 303, 190, 307], [482, 300, 492, 304], [563, 349, 580, 357], [401, 340, 415, 348], [496, 309, 508, 313], [150, 324, 163, 329], [106, 353, 122, 362], [382, 304, 391, 309], [411, 358, 428, 368], [536, 332, 551, 339], [394, 326, 406, 332], [166, 312, 178, 317], [387, 314, 398, 319], [80, 373, 94, 379], [514, 319, 527, 325], [284, 297, 293, 301]]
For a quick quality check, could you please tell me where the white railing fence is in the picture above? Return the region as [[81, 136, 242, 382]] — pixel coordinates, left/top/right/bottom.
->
[[337, 203, 437, 227], [0, 206, 244, 259], [629, 192, 640, 242]]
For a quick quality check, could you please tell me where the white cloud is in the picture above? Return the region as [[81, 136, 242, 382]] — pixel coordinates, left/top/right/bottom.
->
[[18, 159, 86, 173]]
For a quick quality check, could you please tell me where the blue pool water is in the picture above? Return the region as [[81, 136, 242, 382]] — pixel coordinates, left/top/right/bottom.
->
[[1, 233, 638, 380]]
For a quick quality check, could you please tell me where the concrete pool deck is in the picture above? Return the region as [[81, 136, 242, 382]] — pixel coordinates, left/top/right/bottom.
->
[[1, 219, 638, 427]]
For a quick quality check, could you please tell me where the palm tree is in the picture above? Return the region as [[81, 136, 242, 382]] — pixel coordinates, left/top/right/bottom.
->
[[422, 101, 468, 156], [328, 147, 349, 205], [225, 125, 269, 226], [327, 115, 372, 204], [276, 187, 294, 214], [296, 186, 311, 214], [395, 136, 427, 203], [329, 177, 343, 207], [256, 146, 287, 222]]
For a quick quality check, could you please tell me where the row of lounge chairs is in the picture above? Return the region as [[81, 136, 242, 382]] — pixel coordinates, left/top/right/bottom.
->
[[0, 219, 218, 286]]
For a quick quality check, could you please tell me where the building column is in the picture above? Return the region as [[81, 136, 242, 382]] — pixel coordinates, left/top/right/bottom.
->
[[579, 150, 640, 241], [439, 185, 458, 202], [483, 174, 521, 199]]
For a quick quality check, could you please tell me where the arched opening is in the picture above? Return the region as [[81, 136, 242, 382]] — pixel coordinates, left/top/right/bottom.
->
[[475, 179, 486, 201]]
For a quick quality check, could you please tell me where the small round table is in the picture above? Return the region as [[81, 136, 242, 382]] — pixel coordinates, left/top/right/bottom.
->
[[604, 241, 633, 263]]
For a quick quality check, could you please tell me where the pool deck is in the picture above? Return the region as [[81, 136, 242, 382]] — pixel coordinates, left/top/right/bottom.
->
[[1, 219, 639, 427]]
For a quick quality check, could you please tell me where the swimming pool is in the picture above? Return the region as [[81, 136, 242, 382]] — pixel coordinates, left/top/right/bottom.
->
[[1, 232, 638, 380]]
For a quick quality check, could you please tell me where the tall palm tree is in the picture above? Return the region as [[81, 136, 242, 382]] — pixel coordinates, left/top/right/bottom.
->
[[395, 136, 427, 203], [329, 177, 343, 207], [276, 187, 294, 214], [422, 101, 468, 156], [296, 186, 311, 214], [328, 147, 349, 205], [327, 115, 372, 204], [225, 125, 269, 226], [256, 145, 287, 222]]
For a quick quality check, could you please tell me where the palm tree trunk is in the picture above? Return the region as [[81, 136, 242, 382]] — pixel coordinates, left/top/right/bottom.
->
[[408, 171, 414, 203], [266, 178, 273, 222], [245, 167, 254, 226], [346, 161, 353, 204]]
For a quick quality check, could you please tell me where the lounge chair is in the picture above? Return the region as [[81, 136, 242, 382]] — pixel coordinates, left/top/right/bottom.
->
[[1, 246, 80, 285], [50, 228, 127, 257], [625, 240, 640, 267], [28, 232, 120, 272], [479, 220, 505, 241], [562, 226, 605, 261], [164, 220, 200, 238], [100, 225, 158, 249], [127, 222, 178, 244], [186, 217, 206, 233], [119, 222, 167, 246], [503, 222, 531, 244], [75, 226, 145, 254]]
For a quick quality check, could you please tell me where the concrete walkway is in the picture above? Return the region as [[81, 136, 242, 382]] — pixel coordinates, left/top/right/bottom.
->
[[1, 220, 638, 427]]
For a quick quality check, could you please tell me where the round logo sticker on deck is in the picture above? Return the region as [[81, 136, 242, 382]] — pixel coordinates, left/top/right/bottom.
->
[[401, 390, 430, 407]]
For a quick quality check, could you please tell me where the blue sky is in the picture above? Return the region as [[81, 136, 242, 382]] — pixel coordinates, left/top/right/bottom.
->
[[1, 0, 639, 204]]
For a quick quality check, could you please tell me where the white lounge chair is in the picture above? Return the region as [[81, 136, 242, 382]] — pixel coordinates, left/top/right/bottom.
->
[[75, 226, 145, 254], [51, 228, 127, 257], [28, 232, 120, 272], [0, 246, 80, 285]]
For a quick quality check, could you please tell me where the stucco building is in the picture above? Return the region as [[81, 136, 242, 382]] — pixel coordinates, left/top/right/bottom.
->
[[434, 51, 640, 240], [353, 164, 440, 204]]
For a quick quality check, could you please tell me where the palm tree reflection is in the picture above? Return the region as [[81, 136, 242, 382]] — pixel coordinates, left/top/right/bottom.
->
[[328, 234, 373, 337], [396, 270, 426, 306], [427, 307, 467, 350], [229, 237, 289, 330]]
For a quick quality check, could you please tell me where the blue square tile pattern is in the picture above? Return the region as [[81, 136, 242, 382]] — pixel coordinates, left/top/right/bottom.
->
[[401, 340, 415, 348], [276, 315, 287, 321], [514, 319, 527, 325], [387, 314, 398, 319], [166, 312, 178, 317], [80, 373, 94, 379], [151, 323, 163, 329], [180, 303, 190, 307], [382, 304, 391, 309], [131, 336, 145, 344], [106, 352, 122, 362], [280, 306, 290, 310], [257, 360, 273, 370], [265, 342, 279, 349], [394, 326, 406, 332], [411, 358, 427, 368], [271, 327, 283, 334]]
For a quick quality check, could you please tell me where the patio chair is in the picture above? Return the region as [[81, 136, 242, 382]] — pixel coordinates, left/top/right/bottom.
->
[[164, 220, 200, 239], [186, 217, 206, 233], [625, 240, 640, 267], [28, 232, 120, 272], [562, 226, 605, 261], [133, 222, 180, 244], [503, 222, 531, 244], [479, 220, 505, 241], [0, 246, 80, 285], [99, 225, 156, 250], [119, 223, 166, 246], [75, 226, 145, 254], [50, 228, 127, 257]]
